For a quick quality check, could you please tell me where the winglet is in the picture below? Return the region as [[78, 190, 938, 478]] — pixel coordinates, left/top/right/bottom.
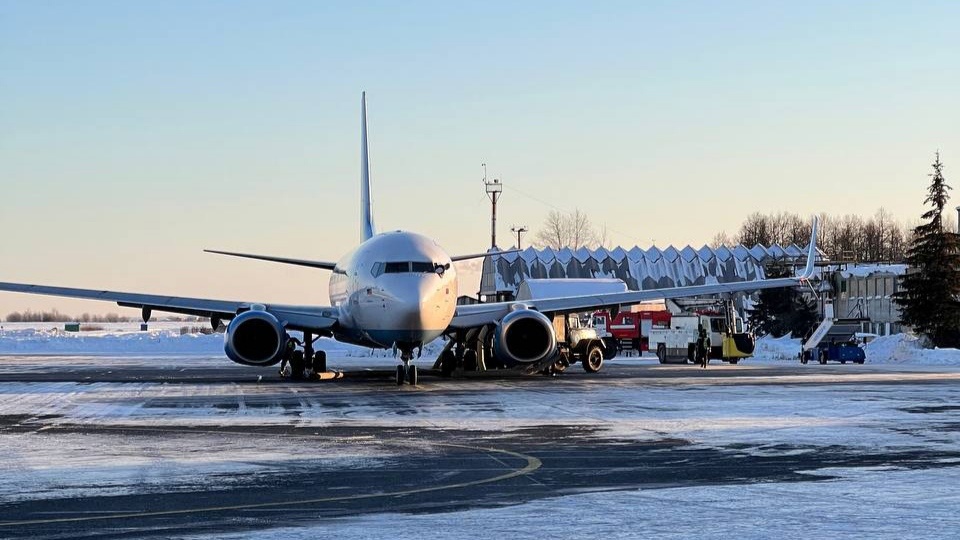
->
[[360, 92, 376, 242], [798, 216, 819, 281]]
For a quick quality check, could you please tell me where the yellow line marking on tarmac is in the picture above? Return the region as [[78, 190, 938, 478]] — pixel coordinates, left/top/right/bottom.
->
[[0, 432, 541, 528]]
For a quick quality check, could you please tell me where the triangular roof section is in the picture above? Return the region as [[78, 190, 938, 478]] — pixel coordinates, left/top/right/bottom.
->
[[732, 244, 752, 261], [538, 246, 557, 262], [573, 246, 593, 263], [784, 244, 803, 257], [767, 243, 787, 259], [519, 247, 540, 263], [749, 244, 770, 260], [713, 245, 732, 262]]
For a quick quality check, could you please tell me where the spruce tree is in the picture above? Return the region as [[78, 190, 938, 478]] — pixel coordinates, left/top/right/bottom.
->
[[748, 261, 818, 338], [893, 152, 960, 347]]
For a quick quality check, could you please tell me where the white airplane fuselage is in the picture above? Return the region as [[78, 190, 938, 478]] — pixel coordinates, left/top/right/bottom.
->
[[328, 230, 458, 350]]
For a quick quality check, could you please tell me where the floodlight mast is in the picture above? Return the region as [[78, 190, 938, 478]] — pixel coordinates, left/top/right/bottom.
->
[[511, 225, 528, 250], [483, 164, 503, 249]]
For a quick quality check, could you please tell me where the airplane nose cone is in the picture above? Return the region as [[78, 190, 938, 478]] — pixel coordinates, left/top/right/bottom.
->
[[392, 279, 441, 331]]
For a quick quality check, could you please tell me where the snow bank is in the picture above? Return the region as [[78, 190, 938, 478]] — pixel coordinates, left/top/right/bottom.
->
[[0, 327, 448, 357], [752, 333, 960, 366], [753, 335, 801, 361], [839, 263, 908, 278], [863, 333, 960, 366], [0, 328, 224, 355]]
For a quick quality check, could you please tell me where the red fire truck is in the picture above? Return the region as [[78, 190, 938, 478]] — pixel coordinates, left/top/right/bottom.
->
[[592, 309, 672, 353]]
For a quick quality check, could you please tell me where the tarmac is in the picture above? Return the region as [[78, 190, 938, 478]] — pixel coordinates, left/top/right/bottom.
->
[[1, 355, 959, 539]]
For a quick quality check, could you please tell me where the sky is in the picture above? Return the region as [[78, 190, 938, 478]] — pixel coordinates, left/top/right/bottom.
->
[[1, 1, 958, 316]]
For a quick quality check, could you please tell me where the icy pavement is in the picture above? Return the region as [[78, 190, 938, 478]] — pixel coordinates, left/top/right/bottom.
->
[[1, 354, 959, 538], [200, 466, 960, 540]]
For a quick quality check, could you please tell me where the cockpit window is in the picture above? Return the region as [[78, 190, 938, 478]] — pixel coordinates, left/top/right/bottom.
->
[[377, 261, 444, 274], [384, 262, 410, 273]]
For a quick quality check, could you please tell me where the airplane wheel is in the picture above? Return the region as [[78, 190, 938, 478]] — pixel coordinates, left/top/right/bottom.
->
[[312, 350, 327, 373], [439, 350, 456, 377], [290, 350, 305, 380], [408, 365, 419, 386], [582, 345, 604, 373], [463, 350, 479, 372], [552, 357, 569, 374], [396, 365, 405, 386]]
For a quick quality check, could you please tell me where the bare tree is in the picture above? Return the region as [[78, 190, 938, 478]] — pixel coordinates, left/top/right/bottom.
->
[[737, 212, 772, 246], [710, 230, 731, 248], [724, 209, 912, 261], [534, 210, 567, 250], [534, 208, 601, 250]]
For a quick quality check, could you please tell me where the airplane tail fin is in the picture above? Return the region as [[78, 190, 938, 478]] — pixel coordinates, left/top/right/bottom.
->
[[360, 92, 376, 242]]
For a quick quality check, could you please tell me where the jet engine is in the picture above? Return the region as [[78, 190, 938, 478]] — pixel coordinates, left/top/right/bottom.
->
[[492, 308, 557, 366], [223, 310, 289, 366]]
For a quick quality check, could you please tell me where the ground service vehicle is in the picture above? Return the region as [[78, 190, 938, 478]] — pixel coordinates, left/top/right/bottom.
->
[[649, 303, 755, 364], [435, 309, 610, 376], [801, 341, 866, 364], [592, 309, 671, 353]]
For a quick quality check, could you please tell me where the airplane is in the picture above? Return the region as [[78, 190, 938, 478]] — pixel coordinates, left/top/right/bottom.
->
[[0, 93, 819, 386]]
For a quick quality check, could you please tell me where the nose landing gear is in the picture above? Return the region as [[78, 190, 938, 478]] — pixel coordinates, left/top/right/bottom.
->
[[396, 348, 419, 386]]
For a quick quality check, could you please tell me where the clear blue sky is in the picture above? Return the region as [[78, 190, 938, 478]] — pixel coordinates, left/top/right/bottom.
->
[[1, 1, 958, 315]]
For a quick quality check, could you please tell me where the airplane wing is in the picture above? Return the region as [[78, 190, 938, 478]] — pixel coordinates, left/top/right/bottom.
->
[[450, 249, 520, 262], [203, 250, 338, 270], [0, 281, 338, 332], [450, 217, 819, 329]]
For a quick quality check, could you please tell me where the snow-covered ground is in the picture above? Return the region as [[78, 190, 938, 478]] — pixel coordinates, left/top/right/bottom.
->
[[0, 323, 443, 358], [3, 322, 960, 366]]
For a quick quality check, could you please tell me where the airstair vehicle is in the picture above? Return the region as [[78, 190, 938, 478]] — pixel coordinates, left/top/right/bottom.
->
[[801, 300, 867, 364]]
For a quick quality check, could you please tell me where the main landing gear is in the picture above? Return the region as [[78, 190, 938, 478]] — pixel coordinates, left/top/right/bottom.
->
[[396, 348, 419, 386], [279, 331, 328, 380]]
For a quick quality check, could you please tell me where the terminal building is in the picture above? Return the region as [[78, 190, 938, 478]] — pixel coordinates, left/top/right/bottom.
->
[[479, 242, 821, 302], [821, 264, 908, 337], [479, 244, 909, 339]]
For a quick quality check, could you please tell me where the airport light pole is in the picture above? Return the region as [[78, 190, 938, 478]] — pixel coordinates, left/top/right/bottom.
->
[[511, 225, 528, 250], [484, 165, 503, 249]]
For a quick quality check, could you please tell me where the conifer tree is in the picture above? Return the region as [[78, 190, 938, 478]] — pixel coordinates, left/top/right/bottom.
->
[[893, 153, 960, 347], [747, 261, 818, 338]]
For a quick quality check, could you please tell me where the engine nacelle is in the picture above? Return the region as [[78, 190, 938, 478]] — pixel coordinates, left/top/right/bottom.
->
[[492, 308, 557, 366], [223, 310, 289, 366]]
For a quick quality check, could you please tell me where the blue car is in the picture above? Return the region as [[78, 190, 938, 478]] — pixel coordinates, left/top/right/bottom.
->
[[815, 341, 866, 364]]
